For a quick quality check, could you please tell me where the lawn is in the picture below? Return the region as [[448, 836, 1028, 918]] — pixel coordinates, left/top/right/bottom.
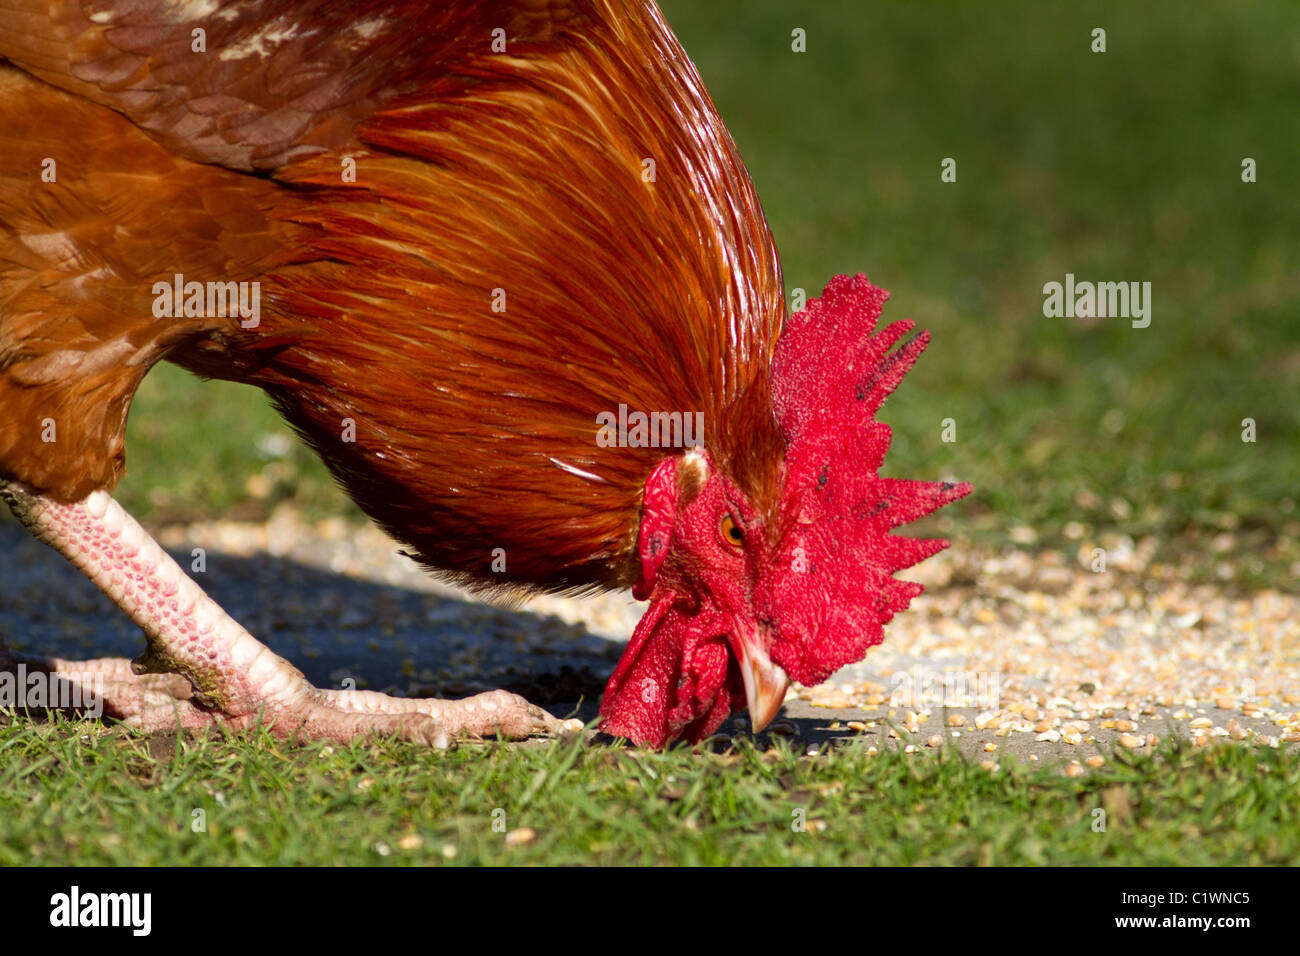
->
[[3, 0, 1297, 867], [4, 720, 1297, 866]]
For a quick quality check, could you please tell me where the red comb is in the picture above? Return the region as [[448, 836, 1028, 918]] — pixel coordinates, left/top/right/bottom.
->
[[762, 275, 972, 685]]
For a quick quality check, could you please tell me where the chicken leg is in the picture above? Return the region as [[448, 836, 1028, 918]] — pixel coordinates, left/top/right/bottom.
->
[[1, 481, 573, 746]]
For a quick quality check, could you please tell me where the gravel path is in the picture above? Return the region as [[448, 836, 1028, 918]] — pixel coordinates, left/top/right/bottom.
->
[[2, 507, 1296, 768]]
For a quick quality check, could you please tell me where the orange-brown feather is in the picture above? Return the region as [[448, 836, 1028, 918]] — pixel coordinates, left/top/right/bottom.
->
[[0, 66, 292, 499], [1, 0, 787, 594], [215, 0, 786, 593]]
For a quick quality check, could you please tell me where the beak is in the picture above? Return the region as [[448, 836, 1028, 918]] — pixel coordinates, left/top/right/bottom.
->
[[735, 627, 790, 733]]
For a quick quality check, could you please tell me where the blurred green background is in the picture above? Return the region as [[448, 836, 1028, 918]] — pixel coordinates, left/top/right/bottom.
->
[[122, 0, 1300, 587]]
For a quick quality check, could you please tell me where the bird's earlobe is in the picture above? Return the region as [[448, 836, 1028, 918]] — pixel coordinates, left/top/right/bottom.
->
[[633, 457, 680, 600]]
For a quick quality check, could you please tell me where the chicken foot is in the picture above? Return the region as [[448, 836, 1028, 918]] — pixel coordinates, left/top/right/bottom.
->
[[0, 481, 573, 747]]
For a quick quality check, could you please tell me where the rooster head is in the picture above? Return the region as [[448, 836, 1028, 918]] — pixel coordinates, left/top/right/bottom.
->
[[599, 275, 972, 747]]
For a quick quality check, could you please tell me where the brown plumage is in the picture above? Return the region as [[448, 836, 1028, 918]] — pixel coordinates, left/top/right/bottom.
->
[[1, 0, 784, 593]]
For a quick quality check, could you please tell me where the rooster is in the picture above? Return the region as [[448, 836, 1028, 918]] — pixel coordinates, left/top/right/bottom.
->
[[0, 0, 969, 748]]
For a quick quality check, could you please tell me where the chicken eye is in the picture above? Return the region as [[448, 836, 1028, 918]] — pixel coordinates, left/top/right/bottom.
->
[[719, 513, 744, 549]]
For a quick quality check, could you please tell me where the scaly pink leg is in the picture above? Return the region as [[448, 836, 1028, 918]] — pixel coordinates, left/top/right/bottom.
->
[[0, 481, 577, 746]]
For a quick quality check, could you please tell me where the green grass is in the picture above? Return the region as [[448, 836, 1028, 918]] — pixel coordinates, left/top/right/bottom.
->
[[122, 367, 359, 524], [3, 718, 1297, 865]]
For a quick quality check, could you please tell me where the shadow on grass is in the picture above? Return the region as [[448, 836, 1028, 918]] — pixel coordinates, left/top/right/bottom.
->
[[0, 516, 618, 730]]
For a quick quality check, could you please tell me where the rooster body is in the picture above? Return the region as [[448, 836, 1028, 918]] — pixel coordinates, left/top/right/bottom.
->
[[0, 0, 968, 748]]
